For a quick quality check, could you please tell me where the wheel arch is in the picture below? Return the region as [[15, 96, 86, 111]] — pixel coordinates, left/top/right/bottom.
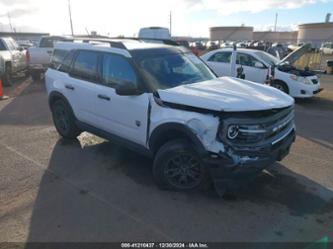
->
[[148, 122, 207, 157]]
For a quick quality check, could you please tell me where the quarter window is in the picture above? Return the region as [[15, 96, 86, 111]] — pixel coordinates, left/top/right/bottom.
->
[[102, 53, 137, 87], [71, 50, 98, 82], [208, 52, 232, 63]]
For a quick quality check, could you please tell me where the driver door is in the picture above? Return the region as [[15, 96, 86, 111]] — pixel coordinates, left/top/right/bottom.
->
[[236, 52, 268, 83]]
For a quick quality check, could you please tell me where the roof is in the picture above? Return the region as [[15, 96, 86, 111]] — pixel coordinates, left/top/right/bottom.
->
[[54, 38, 182, 58]]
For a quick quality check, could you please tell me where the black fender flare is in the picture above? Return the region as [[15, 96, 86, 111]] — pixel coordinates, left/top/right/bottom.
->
[[148, 122, 207, 157]]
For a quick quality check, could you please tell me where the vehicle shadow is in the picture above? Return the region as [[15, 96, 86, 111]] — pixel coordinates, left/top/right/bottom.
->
[[25, 137, 333, 241]]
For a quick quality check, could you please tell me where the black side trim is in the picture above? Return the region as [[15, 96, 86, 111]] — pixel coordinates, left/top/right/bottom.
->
[[76, 121, 152, 158], [148, 122, 207, 156]]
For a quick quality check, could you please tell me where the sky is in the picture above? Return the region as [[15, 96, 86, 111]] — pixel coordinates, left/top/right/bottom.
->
[[0, 0, 332, 37]]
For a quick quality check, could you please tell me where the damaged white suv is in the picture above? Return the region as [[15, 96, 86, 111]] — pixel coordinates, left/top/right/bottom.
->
[[45, 39, 296, 195]]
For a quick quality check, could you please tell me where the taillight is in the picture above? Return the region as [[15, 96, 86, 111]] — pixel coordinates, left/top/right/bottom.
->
[[26, 50, 30, 63]]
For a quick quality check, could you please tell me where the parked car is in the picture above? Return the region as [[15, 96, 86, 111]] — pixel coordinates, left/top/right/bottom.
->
[[138, 27, 171, 40], [45, 39, 295, 195], [0, 37, 28, 86], [27, 36, 73, 80], [201, 44, 323, 98], [320, 42, 333, 55], [16, 40, 34, 49]]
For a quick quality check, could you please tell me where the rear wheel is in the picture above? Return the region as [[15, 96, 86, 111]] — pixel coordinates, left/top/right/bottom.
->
[[51, 99, 81, 139], [31, 71, 41, 81], [153, 139, 207, 191]]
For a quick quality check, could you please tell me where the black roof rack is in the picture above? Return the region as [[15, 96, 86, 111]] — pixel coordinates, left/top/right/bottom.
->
[[74, 37, 127, 49]]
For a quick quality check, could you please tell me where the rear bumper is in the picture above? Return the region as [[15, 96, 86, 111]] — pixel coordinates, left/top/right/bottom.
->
[[204, 128, 296, 191]]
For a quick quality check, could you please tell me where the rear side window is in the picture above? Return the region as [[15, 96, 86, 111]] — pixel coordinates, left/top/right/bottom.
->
[[71, 50, 98, 82], [208, 52, 231, 63], [51, 49, 69, 69], [102, 53, 137, 87]]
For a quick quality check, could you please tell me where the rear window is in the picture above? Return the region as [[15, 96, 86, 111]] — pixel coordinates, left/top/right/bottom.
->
[[40, 37, 72, 48]]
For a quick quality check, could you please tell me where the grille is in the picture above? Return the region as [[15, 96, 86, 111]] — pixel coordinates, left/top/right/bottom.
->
[[221, 106, 295, 147]]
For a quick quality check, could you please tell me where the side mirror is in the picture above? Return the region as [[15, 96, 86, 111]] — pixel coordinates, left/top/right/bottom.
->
[[18, 47, 24, 52], [254, 61, 265, 69], [115, 81, 142, 96]]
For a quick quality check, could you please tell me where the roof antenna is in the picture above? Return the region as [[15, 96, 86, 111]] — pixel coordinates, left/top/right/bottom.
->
[[68, 0, 74, 36]]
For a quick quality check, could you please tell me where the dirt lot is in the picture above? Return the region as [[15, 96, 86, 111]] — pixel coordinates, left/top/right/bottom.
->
[[0, 75, 332, 243]]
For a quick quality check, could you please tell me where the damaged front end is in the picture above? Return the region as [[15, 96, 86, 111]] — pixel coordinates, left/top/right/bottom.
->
[[203, 106, 296, 194]]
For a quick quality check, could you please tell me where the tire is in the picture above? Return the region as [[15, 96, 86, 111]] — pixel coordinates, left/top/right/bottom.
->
[[2, 65, 12, 86], [51, 99, 81, 139], [31, 71, 41, 81], [153, 139, 207, 191], [272, 80, 289, 94]]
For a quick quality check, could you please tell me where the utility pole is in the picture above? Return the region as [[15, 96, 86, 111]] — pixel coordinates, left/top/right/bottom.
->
[[274, 13, 278, 32], [68, 0, 74, 36], [7, 13, 13, 32], [169, 11, 172, 37]]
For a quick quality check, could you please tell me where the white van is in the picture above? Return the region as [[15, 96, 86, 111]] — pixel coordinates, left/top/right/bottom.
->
[[138, 27, 171, 40], [201, 44, 323, 98]]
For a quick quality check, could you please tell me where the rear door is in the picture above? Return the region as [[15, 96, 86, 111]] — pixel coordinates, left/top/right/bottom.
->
[[94, 52, 149, 146], [205, 51, 232, 77], [64, 50, 101, 126]]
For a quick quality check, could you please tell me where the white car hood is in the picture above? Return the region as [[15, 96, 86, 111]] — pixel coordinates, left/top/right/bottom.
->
[[158, 77, 294, 112]]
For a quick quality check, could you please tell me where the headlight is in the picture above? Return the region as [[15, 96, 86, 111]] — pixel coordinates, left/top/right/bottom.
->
[[227, 125, 239, 140], [290, 75, 311, 85]]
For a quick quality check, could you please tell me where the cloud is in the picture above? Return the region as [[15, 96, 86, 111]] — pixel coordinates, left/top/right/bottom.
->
[[184, 0, 327, 15], [0, 0, 328, 36]]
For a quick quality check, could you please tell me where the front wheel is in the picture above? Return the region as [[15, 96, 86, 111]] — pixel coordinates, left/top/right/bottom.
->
[[51, 99, 81, 139], [271, 81, 289, 94], [153, 139, 207, 191]]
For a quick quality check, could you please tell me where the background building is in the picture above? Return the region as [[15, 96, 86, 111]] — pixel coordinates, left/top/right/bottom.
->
[[253, 31, 298, 43], [210, 26, 253, 41], [297, 22, 333, 48]]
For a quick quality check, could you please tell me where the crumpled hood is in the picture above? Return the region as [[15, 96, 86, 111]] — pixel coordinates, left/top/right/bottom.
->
[[158, 77, 294, 112]]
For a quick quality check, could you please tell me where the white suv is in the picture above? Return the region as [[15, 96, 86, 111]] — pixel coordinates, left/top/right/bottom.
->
[[45, 39, 296, 195]]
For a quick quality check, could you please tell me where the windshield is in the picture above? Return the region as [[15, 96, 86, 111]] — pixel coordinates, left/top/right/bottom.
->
[[132, 49, 216, 89], [255, 51, 279, 66]]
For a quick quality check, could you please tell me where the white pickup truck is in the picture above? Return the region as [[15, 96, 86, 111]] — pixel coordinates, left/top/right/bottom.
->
[[0, 37, 28, 86], [27, 36, 72, 80]]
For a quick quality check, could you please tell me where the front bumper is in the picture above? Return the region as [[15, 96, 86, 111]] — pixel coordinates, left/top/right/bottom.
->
[[204, 128, 296, 191]]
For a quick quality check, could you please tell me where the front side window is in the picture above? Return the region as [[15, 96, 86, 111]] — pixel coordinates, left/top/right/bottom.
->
[[71, 50, 98, 81], [58, 50, 75, 73], [102, 53, 137, 87], [133, 49, 215, 89], [236, 53, 261, 67], [208, 52, 232, 63]]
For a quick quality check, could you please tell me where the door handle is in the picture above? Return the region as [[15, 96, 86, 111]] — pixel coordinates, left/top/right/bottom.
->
[[97, 94, 110, 101], [65, 85, 75, 90]]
